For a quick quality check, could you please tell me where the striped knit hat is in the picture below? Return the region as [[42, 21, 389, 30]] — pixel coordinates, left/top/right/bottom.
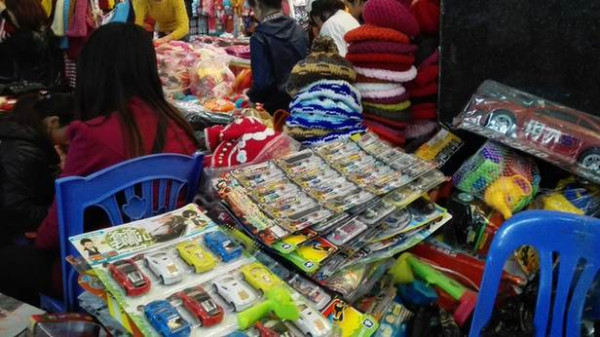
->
[[286, 36, 357, 96]]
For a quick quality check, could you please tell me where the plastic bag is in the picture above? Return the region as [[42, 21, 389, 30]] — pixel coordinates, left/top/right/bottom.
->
[[453, 80, 600, 184], [452, 141, 540, 219], [189, 44, 235, 100], [155, 41, 203, 98], [528, 176, 600, 217]]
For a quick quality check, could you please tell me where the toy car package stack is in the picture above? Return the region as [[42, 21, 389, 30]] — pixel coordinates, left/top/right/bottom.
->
[[454, 79, 600, 184], [215, 132, 451, 283], [69, 204, 335, 337]]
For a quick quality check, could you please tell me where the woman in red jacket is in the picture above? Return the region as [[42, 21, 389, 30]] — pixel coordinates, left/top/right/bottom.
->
[[0, 23, 198, 305]]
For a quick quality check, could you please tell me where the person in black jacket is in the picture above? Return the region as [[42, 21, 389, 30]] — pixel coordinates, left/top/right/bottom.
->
[[247, 0, 309, 114], [0, 0, 63, 87], [0, 92, 74, 246]]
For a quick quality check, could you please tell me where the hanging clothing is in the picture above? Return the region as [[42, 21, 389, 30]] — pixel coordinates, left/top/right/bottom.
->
[[67, 0, 90, 37], [133, 0, 190, 40], [41, 0, 54, 17], [51, 0, 67, 36]]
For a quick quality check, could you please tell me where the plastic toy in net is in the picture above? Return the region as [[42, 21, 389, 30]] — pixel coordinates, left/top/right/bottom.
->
[[452, 141, 540, 219]]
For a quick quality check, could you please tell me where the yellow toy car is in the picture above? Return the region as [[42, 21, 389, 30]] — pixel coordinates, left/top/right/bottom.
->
[[240, 263, 281, 294], [176, 241, 217, 273]]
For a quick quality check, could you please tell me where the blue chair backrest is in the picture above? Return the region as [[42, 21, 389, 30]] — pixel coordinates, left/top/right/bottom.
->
[[469, 210, 600, 337], [53, 153, 204, 311]]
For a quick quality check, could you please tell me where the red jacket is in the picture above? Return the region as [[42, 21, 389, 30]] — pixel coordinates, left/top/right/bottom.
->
[[35, 98, 196, 251]]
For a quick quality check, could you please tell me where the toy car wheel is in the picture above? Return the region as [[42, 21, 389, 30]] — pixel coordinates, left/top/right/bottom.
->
[[160, 276, 165, 284], [484, 110, 516, 136], [232, 302, 238, 312], [578, 148, 600, 172]]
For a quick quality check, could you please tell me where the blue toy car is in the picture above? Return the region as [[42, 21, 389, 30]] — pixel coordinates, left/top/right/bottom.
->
[[144, 300, 191, 337], [204, 231, 242, 262]]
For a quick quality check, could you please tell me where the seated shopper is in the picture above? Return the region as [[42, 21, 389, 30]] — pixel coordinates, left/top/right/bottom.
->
[[247, 0, 308, 114], [0, 92, 75, 246], [0, 23, 198, 305]]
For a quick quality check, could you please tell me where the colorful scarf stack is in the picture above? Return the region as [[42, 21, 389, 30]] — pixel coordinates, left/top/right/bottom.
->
[[285, 37, 365, 146], [344, 0, 421, 146]]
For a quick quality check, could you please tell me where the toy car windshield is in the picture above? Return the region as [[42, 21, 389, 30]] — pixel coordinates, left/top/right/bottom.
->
[[200, 299, 219, 314], [167, 317, 185, 331], [127, 272, 145, 286]]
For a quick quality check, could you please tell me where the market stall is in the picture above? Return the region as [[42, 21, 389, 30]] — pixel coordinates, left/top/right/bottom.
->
[[0, 0, 599, 335]]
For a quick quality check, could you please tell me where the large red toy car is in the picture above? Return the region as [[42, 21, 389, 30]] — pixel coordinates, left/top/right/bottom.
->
[[108, 259, 151, 297], [177, 286, 224, 327], [465, 100, 600, 173]]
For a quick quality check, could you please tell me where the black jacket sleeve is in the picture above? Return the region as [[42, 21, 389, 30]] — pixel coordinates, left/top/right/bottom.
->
[[0, 140, 53, 234], [247, 35, 276, 104]]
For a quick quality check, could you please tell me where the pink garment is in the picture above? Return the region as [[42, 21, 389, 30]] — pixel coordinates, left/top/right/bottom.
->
[[67, 0, 90, 37]]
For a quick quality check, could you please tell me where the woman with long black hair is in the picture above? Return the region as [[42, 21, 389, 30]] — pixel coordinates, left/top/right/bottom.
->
[[0, 23, 198, 305]]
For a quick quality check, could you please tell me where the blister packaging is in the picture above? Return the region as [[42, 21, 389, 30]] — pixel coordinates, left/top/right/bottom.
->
[[454, 80, 600, 184]]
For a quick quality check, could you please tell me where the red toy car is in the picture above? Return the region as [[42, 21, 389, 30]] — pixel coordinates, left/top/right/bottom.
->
[[177, 286, 224, 327], [108, 259, 151, 297], [466, 100, 600, 173]]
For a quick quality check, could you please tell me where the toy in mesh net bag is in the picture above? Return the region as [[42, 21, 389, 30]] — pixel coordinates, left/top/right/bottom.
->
[[452, 141, 540, 219], [155, 41, 203, 98]]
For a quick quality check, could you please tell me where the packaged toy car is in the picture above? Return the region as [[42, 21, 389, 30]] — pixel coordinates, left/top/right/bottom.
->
[[454, 80, 600, 183]]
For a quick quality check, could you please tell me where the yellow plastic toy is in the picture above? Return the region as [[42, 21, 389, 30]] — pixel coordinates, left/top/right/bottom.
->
[[483, 175, 532, 219], [540, 193, 584, 215]]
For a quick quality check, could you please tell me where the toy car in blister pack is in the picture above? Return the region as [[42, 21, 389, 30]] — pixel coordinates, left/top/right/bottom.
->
[[108, 259, 152, 297], [383, 169, 447, 208], [454, 80, 600, 183], [326, 219, 369, 246], [358, 200, 396, 225]]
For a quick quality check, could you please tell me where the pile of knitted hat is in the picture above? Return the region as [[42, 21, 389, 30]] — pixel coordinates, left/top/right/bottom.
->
[[284, 36, 365, 146], [343, 0, 420, 146]]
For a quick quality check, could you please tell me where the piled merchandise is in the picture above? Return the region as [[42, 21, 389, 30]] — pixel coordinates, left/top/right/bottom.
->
[[284, 37, 365, 145], [343, 0, 421, 146]]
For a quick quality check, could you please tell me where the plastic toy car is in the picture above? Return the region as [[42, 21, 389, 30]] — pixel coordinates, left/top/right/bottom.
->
[[177, 286, 223, 327], [108, 259, 151, 297], [468, 100, 600, 172], [144, 300, 191, 337], [326, 219, 368, 246], [176, 241, 217, 273], [213, 275, 257, 312], [204, 231, 243, 262], [145, 252, 184, 285], [287, 275, 331, 310], [240, 262, 281, 294], [294, 302, 332, 337], [256, 320, 301, 337]]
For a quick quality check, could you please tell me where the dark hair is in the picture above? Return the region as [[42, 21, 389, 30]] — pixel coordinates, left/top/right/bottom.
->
[[310, 0, 345, 22], [80, 238, 93, 245], [10, 91, 75, 138], [5, 0, 48, 31], [248, 0, 282, 10], [76, 23, 198, 158]]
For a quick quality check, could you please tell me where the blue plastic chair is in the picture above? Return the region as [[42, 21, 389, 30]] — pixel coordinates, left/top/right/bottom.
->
[[40, 153, 204, 312], [469, 210, 600, 337]]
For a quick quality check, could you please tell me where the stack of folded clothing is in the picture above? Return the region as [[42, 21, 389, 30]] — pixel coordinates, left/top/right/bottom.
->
[[343, 0, 420, 146], [284, 37, 365, 146]]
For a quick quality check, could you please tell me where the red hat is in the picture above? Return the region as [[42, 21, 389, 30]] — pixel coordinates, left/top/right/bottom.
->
[[411, 102, 437, 120], [351, 62, 413, 72], [408, 82, 438, 98], [356, 74, 393, 84], [204, 117, 267, 151], [363, 0, 420, 37], [345, 24, 410, 44], [363, 119, 406, 146], [414, 65, 439, 86], [346, 53, 415, 65], [410, 0, 440, 35], [347, 41, 418, 55], [362, 91, 411, 105]]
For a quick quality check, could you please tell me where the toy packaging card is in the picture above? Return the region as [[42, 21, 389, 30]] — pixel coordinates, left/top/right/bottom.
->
[[70, 204, 335, 337], [414, 127, 463, 167], [454, 79, 600, 184]]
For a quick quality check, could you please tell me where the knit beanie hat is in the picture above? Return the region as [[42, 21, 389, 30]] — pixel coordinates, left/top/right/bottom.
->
[[346, 53, 415, 65], [355, 66, 417, 83], [347, 41, 418, 55], [344, 24, 410, 44], [286, 37, 357, 96], [362, 91, 410, 105], [351, 62, 413, 72], [363, 0, 420, 37], [410, 0, 440, 35]]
